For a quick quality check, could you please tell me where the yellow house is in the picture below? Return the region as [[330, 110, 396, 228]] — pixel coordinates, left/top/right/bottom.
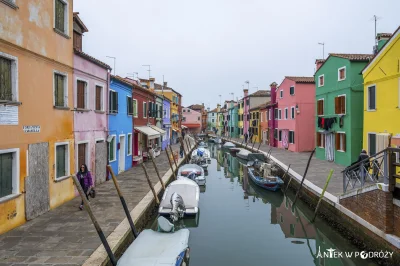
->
[[362, 27, 400, 184], [238, 99, 244, 138], [249, 107, 261, 143]]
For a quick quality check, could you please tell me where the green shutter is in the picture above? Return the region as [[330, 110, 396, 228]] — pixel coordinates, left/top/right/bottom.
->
[[109, 137, 115, 161], [133, 100, 137, 116], [54, 74, 64, 106], [55, 0, 65, 32], [0, 153, 13, 197], [0, 57, 12, 101], [56, 145, 66, 178]]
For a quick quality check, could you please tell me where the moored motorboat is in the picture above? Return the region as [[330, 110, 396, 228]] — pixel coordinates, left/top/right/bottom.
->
[[229, 147, 241, 156], [222, 142, 235, 148], [198, 141, 208, 148], [159, 178, 200, 219], [236, 148, 251, 160], [247, 162, 284, 192], [117, 216, 190, 266], [190, 148, 211, 168], [177, 164, 206, 186]]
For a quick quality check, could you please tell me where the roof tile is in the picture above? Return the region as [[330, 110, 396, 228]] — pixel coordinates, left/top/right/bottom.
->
[[249, 90, 271, 97], [74, 49, 111, 70], [285, 76, 315, 83], [330, 53, 374, 61]]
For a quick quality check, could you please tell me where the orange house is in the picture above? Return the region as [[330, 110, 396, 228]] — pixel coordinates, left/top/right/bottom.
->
[[0, 0, 75, 234]]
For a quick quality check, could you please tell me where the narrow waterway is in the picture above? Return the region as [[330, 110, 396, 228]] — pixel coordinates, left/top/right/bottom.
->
[[148, 143, 378, 266]]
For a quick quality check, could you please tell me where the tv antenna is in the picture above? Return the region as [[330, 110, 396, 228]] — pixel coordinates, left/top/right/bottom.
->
[[371, 15, 382, 45], [142, 65, 151, 79]]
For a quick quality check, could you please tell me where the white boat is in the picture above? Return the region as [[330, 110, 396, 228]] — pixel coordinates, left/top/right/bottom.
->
[[177, 164, 206, 186], [159, 178, 200, 218], [222, 142, 236, 148], [190, 148, 211, 168], [236, 148, 251, 160], [117, 217, 190, 266], [198, 141, 208, 148]]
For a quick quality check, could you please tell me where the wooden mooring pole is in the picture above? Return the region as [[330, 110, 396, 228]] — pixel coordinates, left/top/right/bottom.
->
[[257, 140, 262, 151], [72, 175, 117, 266], [179, 137, 188, 163], [293, 148, 316, 206], [312, 169, 334, 222], [165, 148, 177, 179], [140, 163, 160, 204], [107, 165, 139, 238], [147, 150, 165, 190], [169, 145, 179, 170], [281, 164, 291, 182], [252, 139, 256, 150]]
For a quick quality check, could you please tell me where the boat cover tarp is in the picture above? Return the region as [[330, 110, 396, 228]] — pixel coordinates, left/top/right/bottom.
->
[[161, 180, 199, 208], [223, 142, 235, 148], [117, 229, 190, 266], [178, 164, 203, 175], [248, 153, 265, 162]]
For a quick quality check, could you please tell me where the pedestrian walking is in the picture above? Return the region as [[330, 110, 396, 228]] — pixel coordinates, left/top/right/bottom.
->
[[180, 145, 184, 158], [244, 132, 248, 143], [77, 164, 93, 210], [357, 150, 370, 181]]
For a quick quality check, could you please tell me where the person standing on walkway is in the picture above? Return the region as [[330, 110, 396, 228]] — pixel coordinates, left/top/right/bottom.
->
[[244, 132, 248, 143], [77, 164, 93, 210], [357, 150, 369, 181]]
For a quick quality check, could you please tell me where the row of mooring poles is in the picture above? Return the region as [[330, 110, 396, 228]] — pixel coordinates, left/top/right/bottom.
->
[[72, 137, 196, 266]]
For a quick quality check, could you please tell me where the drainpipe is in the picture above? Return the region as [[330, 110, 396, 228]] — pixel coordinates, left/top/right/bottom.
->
[[106, 70, 111, 180]]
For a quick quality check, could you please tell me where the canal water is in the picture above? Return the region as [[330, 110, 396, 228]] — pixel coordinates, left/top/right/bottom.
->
[[148, 143, 378, 266]]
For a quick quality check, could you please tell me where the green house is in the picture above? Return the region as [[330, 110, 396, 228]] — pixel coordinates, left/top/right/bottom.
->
[[315, 54, 373, 166]]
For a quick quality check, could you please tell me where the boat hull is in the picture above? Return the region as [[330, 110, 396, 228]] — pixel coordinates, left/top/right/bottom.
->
[[248, 168, 284, 192]]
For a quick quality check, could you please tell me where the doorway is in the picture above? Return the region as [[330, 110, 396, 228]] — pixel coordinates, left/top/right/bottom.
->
[[119, 135, 125, 173], [77, 143, 87, 170]]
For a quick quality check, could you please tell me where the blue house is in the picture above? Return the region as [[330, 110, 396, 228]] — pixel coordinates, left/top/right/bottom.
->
[[108, 76, 133, 175], [162, 97, 172, 150]]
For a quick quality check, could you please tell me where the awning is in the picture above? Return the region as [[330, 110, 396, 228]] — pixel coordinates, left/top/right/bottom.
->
[[134, 126, 160, 140], [149, 125, 166, 134], [182, 123, 200, 129], [181, 125, 188, 129]]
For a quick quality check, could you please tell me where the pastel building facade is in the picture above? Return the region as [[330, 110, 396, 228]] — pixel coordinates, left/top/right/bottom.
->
[[182, 107, 202, 134]]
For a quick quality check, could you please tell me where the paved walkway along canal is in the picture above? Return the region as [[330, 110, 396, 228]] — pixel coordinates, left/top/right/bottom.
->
[[0, 143, 188, 266]]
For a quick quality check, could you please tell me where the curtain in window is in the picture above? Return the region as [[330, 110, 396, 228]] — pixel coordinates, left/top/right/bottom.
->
[[325, 133, 335, 162]]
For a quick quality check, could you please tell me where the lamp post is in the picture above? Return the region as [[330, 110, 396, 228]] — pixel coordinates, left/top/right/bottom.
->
[[106, 56, 116, 75]]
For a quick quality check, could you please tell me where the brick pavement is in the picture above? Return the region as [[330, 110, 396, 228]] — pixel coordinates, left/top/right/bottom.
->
[[0, 142, 188, 266]]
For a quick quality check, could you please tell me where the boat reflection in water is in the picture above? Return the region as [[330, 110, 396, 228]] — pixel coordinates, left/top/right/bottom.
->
[[148, 209, 200, 231]]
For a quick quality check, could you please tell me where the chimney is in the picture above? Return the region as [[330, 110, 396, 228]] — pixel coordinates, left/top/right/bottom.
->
[[163, 81, 168, 87], [270, 82, 278, 104], [149, 77, 155, 91], [217, 104, 221, 112], [315, 59, 325, 71], [376, 33, 392, 53], [243, 88, 249, 98]]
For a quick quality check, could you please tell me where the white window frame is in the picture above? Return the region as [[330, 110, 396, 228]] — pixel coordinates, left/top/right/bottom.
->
[[289, 130, 295, 144], [75, 77, 89, 109], [367, 84, 377, 111], [336, 94, 346, 115], [127, 133, 132, 156], [338, 66, 346, 81], [368, 132, 377, 156], [94, 83, 105, 111], [108, 135, 117, 163], [133, 99, 138, 118], [278, 109, 282, 120], [280, 90, 283, 98], [318, 74, 324, 87], [317, 98, 324, 116], [291, 106, 295, 119], [290, 86, 295, 95], [0, 52, 18, 102], [53, 70, 68, 107], [0, 148, 20, 201], [143, 102, 147, 118], [53, 0, 70, 36], [337, 131, 346, 152], [284, 108, 288, 120], [261, 112, 263, 122], [54, 142, 70, 181], [75, 140, 90, 173]]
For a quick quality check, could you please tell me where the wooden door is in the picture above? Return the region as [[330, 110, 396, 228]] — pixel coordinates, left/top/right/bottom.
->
[[78, 143, 86, 169]]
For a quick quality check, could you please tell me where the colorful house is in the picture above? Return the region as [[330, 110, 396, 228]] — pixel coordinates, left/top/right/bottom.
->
[[182, 107, 202, 134], [267, 82, 278, 147], [243, 89, 250, 136], [238, 99, 244, 138], [259, 103, 270, 144], [155, 94, 164, 148], [207, 107, 218, 131], [315, 53, 373, 166], [362, 28, 400, 179], [188, 104, 207, 132], [108, 76, 133, 175], [276, 77, 316, 152], [249, 106, 261, 143], [243, 89, 271, 137], [0, 0, 75, 234], [72, 13, 111, 185], [162, 97, 171, 150], [227, 101, 238, 138]]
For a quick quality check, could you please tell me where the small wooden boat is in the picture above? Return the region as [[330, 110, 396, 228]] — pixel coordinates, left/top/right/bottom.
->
[[247, 166, 284, 192]]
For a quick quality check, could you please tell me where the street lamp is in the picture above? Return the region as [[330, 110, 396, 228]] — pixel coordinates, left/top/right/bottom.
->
[[106, 56, 116, 75]]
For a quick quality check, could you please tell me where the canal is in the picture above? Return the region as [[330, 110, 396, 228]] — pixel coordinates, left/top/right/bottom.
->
[[148, 143, 378, 266]]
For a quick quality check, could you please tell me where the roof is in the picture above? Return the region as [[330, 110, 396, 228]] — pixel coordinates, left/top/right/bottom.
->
[[154, 83, 173, 91], [188, 104, 204, 110], [285, 76, 315, 83], [362, 26, 400, 75], [377, 33, 393, 39], [249, 105, 262, 111], [111, 75, 134, 88], [73, 13, 88, 33], [249, 90, 271, 97], [74, 49, 111, 70], [315, 59, 325, 64], [123, 78, 157, 96], [209, 108, 218, 113], [258, 102, 271, 110], [317, 53, 374, 73]]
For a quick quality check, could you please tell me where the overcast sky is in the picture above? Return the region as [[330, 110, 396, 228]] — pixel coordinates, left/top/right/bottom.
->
[[74, 0, 399, 108]]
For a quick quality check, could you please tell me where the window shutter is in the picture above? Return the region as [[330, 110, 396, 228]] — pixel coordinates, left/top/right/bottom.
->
[[335, 133, 340, 150], [56, 0, 65, 32], [334, 97, 339, 114], [343, 134, 346, 152], [0, 153, 13, 197], [95, 86, 101, 110], [340, 96, 345, 114], [77, 81, 85, 109], [0, 57, 12, 101]]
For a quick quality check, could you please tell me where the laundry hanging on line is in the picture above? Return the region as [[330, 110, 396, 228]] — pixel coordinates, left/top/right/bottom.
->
[[317, 117, 337, 130]]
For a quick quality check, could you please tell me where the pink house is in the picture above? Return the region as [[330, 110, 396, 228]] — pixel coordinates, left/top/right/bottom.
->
[[276, 77, 315, 152], [182, 107, 202, 134]]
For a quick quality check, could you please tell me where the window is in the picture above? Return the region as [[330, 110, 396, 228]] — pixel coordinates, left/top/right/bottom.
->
[[198, 117, 200, 121], [212, 113, 214, 116], [317, 99, 324, 116], [368, 133, 376, 156], [212, 119, 214, 123], [290, 86, 295, 95], [269, 110, 271, 120], [280, 90, 283, 98], [278, 130, 282, 141], [143, 102, 147, 118], [77, 143, 87, 170], [0, 150, 19, 198], [127, 96, 133, 115], [284, 108, 288, 120], [73, 31, 82, 51], [127, 134, 132, 155], [54, 0, 69, 35], [95, 85, 103, 111], [368, 85, 376, 110], [318, 75, 324, 87], [0, 54, 18, 102], [109, 90, 118, 113], [278, 109, 282, 120], [133, 99, 138, 117], [108, 135, 116, 162], [289, 131, 295, 144], [76, 80, 87, 109], [335, 132, 346, 152], [338, 67, 346, 81], [274, 129, 278, 140], [54, 71, 68, 107], [55, 142, 69, 180], [334, 95, 346, 115], [261, 112, 263, 122], [316, 132, 325, 148], [291, 107, 295, 119]]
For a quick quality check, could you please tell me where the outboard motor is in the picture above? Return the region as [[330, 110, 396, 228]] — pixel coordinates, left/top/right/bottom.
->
[[170, 192, 186, 222], [187, 171, 197, 182]]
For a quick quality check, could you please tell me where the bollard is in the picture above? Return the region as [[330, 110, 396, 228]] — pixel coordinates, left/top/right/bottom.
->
[[312, 169, 334, 222], [140, 163, 160, 204], [147, 150, 165, 190], [72, 175, 117, 266], [165, 148, 177, 179], [293, 148, 316, 206], [107, 165, 139, 238], [169, 145, 179, 170]]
